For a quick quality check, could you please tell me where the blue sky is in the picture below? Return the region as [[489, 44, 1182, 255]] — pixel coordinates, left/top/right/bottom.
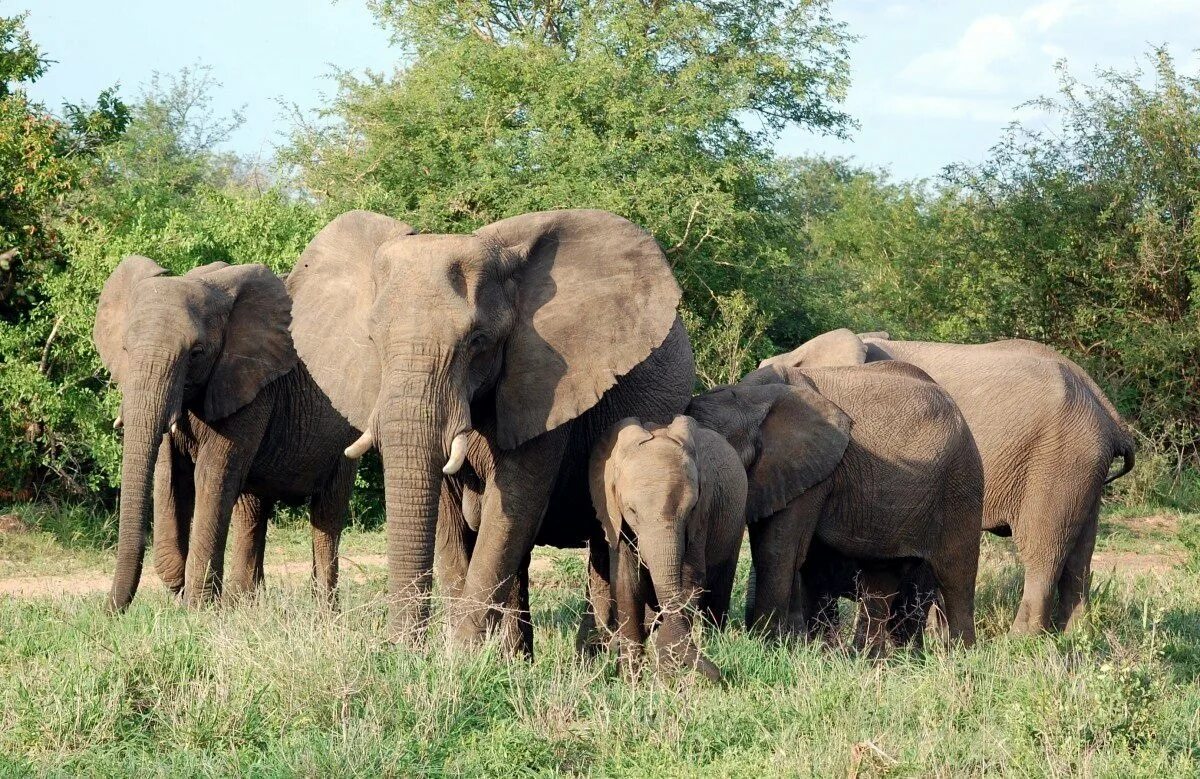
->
[[21, 0, 1200, 180]]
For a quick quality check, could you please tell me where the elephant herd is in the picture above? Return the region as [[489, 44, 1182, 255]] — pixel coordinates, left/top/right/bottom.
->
[[93, 208, 1135, 679]]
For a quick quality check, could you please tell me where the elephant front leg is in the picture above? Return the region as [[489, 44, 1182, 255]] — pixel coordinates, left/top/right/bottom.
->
[[576, 536, 614, 658], [747, 486, 827, 637], [153, 437, 194, 596], [184, 413, 268, 607], [612, 539, 650, 677], [451, 428, 568, 656]]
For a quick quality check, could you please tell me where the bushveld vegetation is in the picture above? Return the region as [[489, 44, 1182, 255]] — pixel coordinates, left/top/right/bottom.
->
[[0, 3, 1198, 773]]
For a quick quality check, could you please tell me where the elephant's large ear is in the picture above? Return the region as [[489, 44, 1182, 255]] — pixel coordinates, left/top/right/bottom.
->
[[759, 328, 867, 371], [746, 382, 851, 522], [477, 210, 682, 450], [590, 418, 645, 548], [94, 255, 169, 385], [286, 211, 416, 429], [201, 264, 298, 421]]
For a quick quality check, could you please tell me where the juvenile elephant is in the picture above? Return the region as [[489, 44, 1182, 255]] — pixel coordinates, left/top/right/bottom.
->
[[589, 415, 747, 681], [762, 330, 1135, 633], [287, 209, 694, 652], [94, 257, 359, 609], [689, 361, 984, 644]]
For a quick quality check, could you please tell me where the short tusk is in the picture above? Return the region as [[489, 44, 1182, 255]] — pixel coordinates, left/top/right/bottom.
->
[[113, 415, 123, 430], [442, 432, 470, 475], [344, 429, 374, 459], [169, 421, 178, 435]]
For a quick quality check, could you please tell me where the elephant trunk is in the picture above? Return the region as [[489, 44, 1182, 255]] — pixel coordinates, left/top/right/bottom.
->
[[640, 524, 720, 682], [376, 354, 471, 641], [107, 357, 185, 612]]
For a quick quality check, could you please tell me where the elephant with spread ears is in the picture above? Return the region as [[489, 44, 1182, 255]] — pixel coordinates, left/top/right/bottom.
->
[[286, 209, 695, 652], [94, 257, 360, 610], [761, 329, 1135, 634]]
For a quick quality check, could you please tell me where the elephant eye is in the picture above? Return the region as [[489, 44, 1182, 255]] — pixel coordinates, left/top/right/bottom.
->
[[466, 330, 488, 353], [190, 345, 204, 358]]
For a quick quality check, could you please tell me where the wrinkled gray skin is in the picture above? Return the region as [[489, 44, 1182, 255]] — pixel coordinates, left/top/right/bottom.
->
[[689, 361, 984, 645], [286, 209, 694, 652], [762, 329, 1135, 634], [94, 257, 359, 610], [590, 415, 747, 681]]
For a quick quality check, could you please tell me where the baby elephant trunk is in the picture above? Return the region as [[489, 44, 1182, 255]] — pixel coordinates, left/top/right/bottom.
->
[[639, 525, 721, 682]]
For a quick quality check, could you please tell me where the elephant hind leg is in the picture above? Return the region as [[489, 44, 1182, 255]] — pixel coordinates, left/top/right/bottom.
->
[[311, 459, 355, 608], [1053, 502, 1099, 632], [1010, 487, 1089, 635], [926, 547, 978, 647]]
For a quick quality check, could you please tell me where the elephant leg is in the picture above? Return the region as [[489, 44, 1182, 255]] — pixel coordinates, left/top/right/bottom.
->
[[853, 571, 898, 657], [311, 458, 354, 608], [747, 486, 827, 637], [498, 551, 534, 659], [612, 539, 649, 674], [1054, 502, 1099, 632], [701, 558, 737, 629], [225, 493, 272, 600], [153, 437, 193, 596], [927, 548, 978, 647], [577, 536, 614, 657], [435, 477, 474, 605], [1010, 499, 1076, 636], [452, 428, 568, 656], [184, 412, 268, 607]]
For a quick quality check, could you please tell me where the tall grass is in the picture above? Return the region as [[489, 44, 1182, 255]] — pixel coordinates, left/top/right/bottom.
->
[[1, 543, 1197, 776]]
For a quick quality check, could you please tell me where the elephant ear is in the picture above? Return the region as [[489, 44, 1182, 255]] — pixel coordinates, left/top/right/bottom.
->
[[477, 210, 682, 450], [746, 382, 851, 522], [201, 264, 298, 421], [94, 255, 169, 385], [759, 328, 867, 371], [286, 211, 416, 429], [589, 418, 646, 548]]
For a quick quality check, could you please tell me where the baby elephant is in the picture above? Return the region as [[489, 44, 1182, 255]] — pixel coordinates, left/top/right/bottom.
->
[[590, 415, 747, 681]]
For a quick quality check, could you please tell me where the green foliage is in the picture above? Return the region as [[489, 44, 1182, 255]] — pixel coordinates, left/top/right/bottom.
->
[[287, 0, 853, 385], [794, 50, 1200, 474], [0, 61, 322, 501]]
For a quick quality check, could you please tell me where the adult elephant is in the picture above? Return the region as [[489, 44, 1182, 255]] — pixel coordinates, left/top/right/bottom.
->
[[286, 209, 694, 651], [761, 329, 1135, 633], [94, 257, 359, 610]]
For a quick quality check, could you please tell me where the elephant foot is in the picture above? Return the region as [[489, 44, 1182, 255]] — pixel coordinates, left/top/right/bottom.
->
[[575, 613, 614, 659]]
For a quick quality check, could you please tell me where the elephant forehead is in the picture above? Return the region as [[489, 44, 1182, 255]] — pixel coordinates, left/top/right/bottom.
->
[[378, 234, 491, 277]]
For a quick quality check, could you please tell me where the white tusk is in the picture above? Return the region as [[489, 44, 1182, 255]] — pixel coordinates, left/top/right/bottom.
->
[[113, 415, 123, 430], [344, 429, 374, 459], [442, 432, 470, 475], [169, 421, 178, 435]]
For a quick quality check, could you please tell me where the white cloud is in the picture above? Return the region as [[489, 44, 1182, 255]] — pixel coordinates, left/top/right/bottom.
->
[[900, 14, 1025, 95], [1021, 0, 1081, 33], [882, 94, 1047, 123]]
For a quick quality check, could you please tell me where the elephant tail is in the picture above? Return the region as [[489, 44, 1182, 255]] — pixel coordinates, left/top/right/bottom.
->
[[1104, 436, 1136, 485]]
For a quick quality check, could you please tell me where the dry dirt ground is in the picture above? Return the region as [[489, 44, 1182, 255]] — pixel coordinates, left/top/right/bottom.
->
[[0, 514, 1186, 599]]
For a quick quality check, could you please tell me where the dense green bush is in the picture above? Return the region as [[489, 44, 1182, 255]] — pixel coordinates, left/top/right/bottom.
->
[[1, 9, 1197, 515], [794, 50, 1200, 476]]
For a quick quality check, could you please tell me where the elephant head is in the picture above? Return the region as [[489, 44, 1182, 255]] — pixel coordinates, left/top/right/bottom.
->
[[687, 378, 851, 523], [94, 256, 296, 610], [287, 209, 682, 633], [590, 415, 719, 680]]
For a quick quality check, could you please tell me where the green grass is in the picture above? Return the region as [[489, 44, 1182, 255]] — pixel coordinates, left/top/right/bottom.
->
[[1, 510, 1198, 776]]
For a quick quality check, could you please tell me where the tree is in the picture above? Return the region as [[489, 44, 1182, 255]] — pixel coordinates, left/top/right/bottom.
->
[[285, 0, 854, 382]]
